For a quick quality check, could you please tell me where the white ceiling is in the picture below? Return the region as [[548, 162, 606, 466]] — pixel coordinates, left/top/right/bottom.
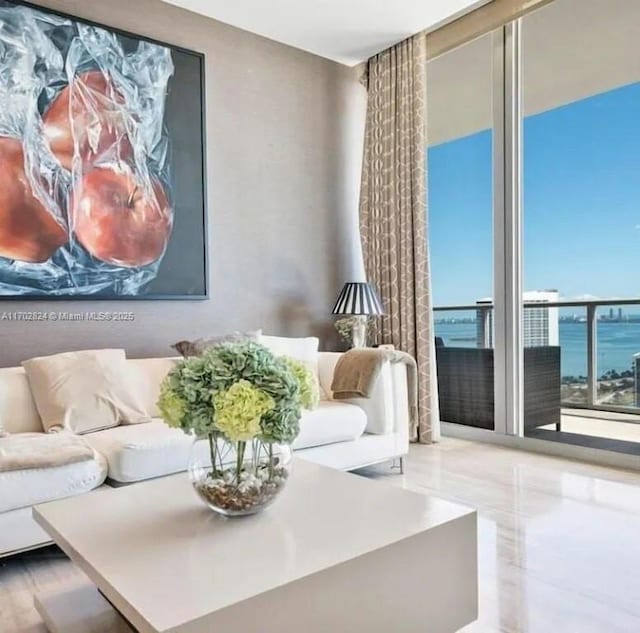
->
[[159, 0, 490, 66]]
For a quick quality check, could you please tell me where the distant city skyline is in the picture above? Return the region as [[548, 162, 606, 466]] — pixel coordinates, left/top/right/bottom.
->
[[435, 309, 640, 324], [428, 81, 640, 307]]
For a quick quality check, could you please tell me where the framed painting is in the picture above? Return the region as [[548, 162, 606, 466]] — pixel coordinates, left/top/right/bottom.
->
[[0, 0, 208, 298]]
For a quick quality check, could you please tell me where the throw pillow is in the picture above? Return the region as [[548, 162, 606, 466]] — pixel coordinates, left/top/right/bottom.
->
[[172, 330, 262, 358], [125, 357, 180, 420], [0, 367, 44, 434], [22, 349, 150, 434]]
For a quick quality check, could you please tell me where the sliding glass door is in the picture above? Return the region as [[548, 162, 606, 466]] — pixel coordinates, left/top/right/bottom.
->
[[520, 0, 640, 451], [427, 32, 496, 429], [428, 0, 640, 454]]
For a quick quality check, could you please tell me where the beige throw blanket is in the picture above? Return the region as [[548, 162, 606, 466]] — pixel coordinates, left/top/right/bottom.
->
[[331, 348, 419, 432], [0, 432, 95, 473]]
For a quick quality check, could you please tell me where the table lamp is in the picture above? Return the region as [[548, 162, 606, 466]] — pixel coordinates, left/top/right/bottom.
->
[[331, 282, 384, 348]]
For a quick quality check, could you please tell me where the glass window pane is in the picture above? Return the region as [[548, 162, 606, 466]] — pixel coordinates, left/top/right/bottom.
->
[[596, 305, 640, 409], [559, 309, 589, 408], [522, 0, 640, 299], [428, 33, 495, 428]]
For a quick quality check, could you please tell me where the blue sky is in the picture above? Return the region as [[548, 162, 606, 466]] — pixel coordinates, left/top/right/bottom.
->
[[428, 82, 640, 307]]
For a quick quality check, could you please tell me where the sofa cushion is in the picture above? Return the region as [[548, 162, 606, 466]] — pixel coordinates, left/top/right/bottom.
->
[[23, 349, 149, 434], [292, 401, 367, 450], [84, 420, 192, 483], [0, 449, 108, 513]]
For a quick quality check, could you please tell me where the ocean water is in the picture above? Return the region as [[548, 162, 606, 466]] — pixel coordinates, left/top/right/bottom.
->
[[434, 321, 640, 378]]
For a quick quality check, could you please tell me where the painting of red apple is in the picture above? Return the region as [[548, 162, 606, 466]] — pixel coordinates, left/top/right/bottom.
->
[[42, 70, 135, 172], [0, 137, 68, 262], [0, 0, 206, 298], [71, 167, 172, 268]]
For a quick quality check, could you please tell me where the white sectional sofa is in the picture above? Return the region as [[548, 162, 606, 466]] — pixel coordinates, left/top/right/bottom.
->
[[0, 351, 409, 557]]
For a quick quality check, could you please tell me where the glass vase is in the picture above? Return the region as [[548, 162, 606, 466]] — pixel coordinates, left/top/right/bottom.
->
[[188, 434, 292, 517]]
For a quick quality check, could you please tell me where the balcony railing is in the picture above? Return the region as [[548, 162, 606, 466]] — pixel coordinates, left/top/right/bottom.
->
[[433, 298, 640, 417]]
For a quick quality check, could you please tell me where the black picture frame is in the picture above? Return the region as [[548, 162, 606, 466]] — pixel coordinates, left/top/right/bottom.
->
[[0, 0, 209, 300]]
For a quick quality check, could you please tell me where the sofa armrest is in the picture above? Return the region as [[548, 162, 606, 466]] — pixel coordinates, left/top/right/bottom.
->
[[318, 352, 410, 442]]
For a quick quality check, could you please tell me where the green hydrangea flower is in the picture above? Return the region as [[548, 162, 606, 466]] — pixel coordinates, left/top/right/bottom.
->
[[157, 381, 187, 428], [157, 341, 302, 444], [213, 380, 275, 441], [282, 357, 319, 410]]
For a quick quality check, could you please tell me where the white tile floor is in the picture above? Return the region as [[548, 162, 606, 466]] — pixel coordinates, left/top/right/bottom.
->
[[3, 438, 640, 632], [361, 438, 640, 633]]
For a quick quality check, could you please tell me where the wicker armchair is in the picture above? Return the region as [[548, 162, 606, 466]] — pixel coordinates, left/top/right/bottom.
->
[[435, 344, 561, 431]]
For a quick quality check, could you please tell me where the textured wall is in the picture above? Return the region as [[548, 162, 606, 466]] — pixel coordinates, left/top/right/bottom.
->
[[0, 0, 366, 366]]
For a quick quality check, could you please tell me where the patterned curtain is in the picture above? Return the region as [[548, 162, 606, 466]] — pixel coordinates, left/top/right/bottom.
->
[[359, 33, 440, 444]]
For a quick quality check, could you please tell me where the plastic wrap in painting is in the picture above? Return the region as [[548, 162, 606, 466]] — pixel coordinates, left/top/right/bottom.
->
[[0, 3, 176, 296]]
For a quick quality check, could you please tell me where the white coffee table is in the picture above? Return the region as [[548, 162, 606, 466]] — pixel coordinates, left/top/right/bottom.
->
[[33, 459, 477, 633]]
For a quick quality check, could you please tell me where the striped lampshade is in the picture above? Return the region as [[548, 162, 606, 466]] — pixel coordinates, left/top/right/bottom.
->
[[332, 282, 384, 316]]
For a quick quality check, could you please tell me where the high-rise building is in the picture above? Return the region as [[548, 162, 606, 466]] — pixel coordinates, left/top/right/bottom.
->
[[476, 290, 559, 348]]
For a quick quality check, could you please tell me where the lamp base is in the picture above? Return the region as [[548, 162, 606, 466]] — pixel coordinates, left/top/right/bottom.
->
[[351, 316, 367, 348]]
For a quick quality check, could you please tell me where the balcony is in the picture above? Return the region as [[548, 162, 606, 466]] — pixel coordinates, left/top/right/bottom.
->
[[434, 298, 640, 454]]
